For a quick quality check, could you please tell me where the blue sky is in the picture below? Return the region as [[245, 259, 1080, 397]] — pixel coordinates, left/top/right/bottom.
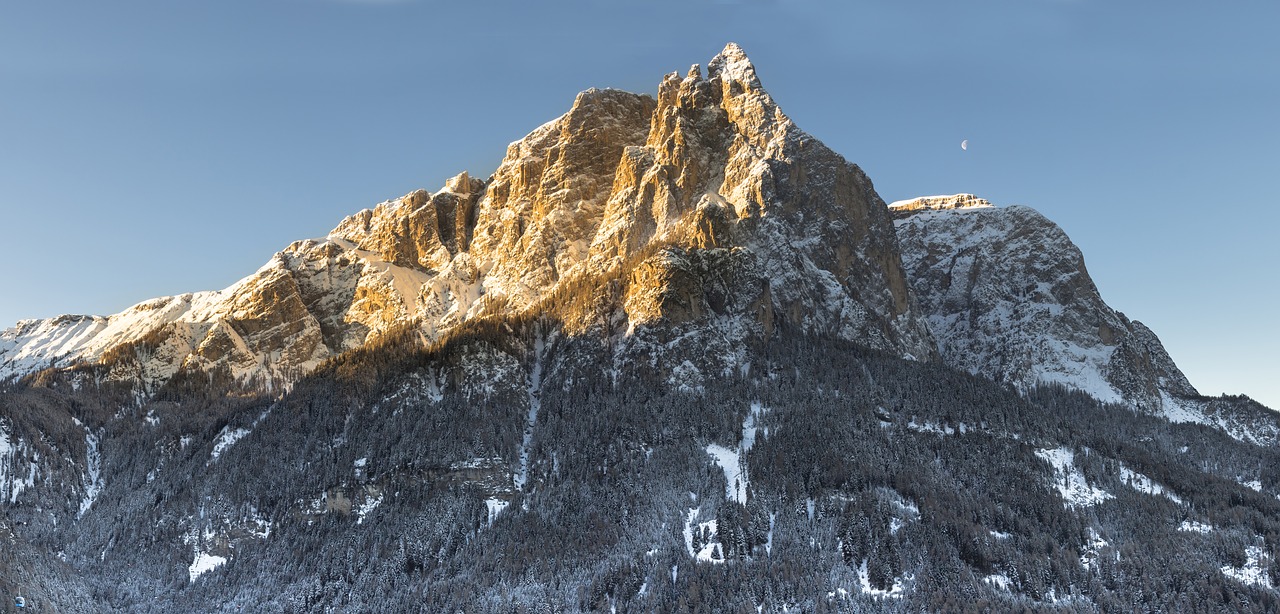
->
[[1, 1, 1276, 408]]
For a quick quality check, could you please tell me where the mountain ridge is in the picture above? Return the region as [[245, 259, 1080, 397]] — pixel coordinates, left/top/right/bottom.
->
[[1, 42, 938, 389]]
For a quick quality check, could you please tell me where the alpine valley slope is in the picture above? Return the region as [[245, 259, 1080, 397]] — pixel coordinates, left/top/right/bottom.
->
[[1, 44, 1278, 613]]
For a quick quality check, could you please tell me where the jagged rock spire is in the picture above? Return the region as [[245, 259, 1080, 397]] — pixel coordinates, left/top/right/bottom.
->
[[708, 42, 761, 90]]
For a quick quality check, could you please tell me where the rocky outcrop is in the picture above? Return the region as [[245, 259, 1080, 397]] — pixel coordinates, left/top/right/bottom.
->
[[887, 194, 993, 218], [0, 43, 936, 387], [892, 194, 1196, 412]]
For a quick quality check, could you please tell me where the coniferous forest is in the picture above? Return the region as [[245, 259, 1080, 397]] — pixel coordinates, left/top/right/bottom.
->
[[3, 318, 1277, 612]]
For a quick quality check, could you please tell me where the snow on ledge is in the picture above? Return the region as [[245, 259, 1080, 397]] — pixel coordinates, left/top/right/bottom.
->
[[887, 194, 994, 216]]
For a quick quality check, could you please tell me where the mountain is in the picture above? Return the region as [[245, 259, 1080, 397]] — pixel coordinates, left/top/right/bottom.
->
[[0, 43, 933, 392], [1, 44, 1277, 613], [892, 194, 1192, 409], [892, 194, 1278, 446]]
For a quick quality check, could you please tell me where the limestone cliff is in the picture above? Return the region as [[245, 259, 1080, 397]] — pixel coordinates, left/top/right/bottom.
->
[[0, 43, 936, 388]]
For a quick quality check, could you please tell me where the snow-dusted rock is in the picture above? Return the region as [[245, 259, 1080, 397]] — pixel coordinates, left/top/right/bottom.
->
[[893, 195, 1196, 412]]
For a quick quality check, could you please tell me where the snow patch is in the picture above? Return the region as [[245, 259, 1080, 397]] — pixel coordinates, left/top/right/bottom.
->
[[514, 332, 550, 495], [1118, 465, 1182, 504], [694, 521, 725, 563], [1178, 520, 1214, 534], [856, 559, 908, 598], [355, 491, 384, 525], [682, 508, 699, 556], [668, 360, 705, 393], [1160, 393, 1276, 447], [246, 508, 272, 539], [0, 422, 37, 504], [682, 507, 726, 564], [79, 423, 103, 517], [484, 498, 509, 526], [1036, 447, 1113, 508], [706, 444, 745, 504], [1221, 545, 1275, 589], [1161, 393, 1210, 426], [984, 573, 1013, 591], [888, 490, 919, 517], [705, 402, 769, 504], [765, 512, 776, 555], [0, 421, 15, 501], [1079, 528, 1112, 569], [906, 419, 956, 436], [209, 427, 251, 462], [188, 552, 227, 583], [741, 401, 766, 453]]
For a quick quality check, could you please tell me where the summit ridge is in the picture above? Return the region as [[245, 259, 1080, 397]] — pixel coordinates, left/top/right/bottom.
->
[[1, 43, 936, 386]]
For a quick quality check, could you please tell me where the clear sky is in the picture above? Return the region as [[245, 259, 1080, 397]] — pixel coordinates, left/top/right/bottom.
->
[[1, 1, 1276, 408]]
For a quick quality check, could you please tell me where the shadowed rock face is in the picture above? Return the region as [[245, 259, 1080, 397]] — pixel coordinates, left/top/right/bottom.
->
[[0, 43, 937, 387], [892, 195, 1196, 412]]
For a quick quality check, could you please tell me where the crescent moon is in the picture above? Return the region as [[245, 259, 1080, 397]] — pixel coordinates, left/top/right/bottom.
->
[[961, 139, 968, 151]]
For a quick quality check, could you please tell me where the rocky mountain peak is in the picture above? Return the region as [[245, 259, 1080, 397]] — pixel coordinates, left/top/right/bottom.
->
[[576, 44, 934, 356], [1, 43, 942, 387], [707, 42, 760, 90]]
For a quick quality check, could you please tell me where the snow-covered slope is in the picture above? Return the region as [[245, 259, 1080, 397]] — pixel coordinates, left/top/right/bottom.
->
[[892, 195, 1198, 412]]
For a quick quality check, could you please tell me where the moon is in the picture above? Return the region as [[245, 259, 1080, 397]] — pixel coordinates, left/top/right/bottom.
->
[[961, 139, 968, 151]]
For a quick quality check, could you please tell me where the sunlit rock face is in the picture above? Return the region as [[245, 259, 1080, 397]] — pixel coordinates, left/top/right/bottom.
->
[[0, 43, 936, 388], [586, 45, 933, 358]]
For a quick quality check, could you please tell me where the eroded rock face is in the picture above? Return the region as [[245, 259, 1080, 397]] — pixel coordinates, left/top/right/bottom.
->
[[0, 43, 936, 388], [892, 194, 1196, 412], [469, 88, 658, 305], [587, 44, 934, 357]]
